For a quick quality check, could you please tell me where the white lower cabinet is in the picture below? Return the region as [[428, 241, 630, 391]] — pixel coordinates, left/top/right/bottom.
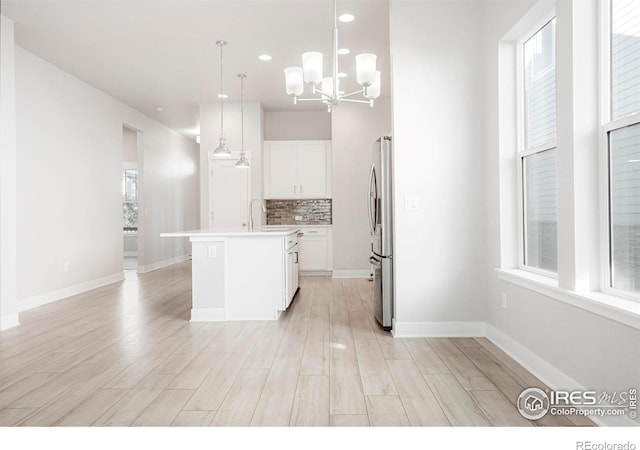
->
[[298, 227, 332, 273], [284, 233, 299, 308]]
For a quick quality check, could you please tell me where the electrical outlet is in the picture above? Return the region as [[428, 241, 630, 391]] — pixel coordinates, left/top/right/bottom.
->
[[207, 245, 217, 259], [501, 292, 508, 310], [295, 215, 303, 221], [404, 195, 420, 211]]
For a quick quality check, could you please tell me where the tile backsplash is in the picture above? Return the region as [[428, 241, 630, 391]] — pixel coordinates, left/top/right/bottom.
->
[[266, 199, 332, 225]]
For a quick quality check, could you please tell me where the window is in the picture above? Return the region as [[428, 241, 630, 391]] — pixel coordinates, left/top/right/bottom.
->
[[605, 0, 640, 295], [611, 0, 640, 120], [520, 18, 558, 273], [122, 169, 138, 232]]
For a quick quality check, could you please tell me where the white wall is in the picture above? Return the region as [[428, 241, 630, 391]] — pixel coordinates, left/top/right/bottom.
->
[[388, 0, 638, 425], [14, 47, 199, 309], [483, 0, 640, 426], [0, 14, 18, 329], [331, 98, 391, 276], [131, 116, 199, 272], [389, 1, 488, 335], [199, 101, 263, 228], [265, 111, 331, 140], [122, 126, 137, 164]]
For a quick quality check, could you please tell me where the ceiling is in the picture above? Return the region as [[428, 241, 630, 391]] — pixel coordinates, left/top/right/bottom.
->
[[2, 0, 391, 140]]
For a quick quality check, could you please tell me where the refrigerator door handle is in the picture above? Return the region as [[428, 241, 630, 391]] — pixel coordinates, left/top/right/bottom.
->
[[367, 163, 377, 235]]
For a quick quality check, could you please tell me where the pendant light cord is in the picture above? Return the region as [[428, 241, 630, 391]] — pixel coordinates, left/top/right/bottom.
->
[[332, 0, 338, 99], [217, 41, 225, 137], [240, 75, 245, 152]]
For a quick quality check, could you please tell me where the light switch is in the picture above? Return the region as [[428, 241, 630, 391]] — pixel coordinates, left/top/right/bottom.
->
[[404, 195, 420, 211], [207, 245, 217, 259]]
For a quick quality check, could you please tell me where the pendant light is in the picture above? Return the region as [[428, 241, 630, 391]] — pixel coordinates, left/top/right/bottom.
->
[[213, 40, 231, 156], [235, 73, 250, 169]]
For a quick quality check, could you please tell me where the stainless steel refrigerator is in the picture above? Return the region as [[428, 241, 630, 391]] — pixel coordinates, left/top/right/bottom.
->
[[368, 136, 393, 331]]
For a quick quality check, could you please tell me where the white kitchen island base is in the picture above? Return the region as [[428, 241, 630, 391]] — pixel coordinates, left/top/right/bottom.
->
[[161, 228, 300, 321]]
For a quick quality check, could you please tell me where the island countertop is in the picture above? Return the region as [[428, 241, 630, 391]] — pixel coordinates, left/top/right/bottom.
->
[[160, 227, 300, 238]]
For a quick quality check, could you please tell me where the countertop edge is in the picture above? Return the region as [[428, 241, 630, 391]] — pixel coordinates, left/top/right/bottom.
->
[[160, 227, 300, 238]]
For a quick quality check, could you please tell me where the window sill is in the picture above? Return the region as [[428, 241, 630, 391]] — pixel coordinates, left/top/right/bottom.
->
[[495, 268, 640, 330]]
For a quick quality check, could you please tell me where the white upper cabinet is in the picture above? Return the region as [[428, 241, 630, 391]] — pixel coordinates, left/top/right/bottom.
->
[[264, 140, 331, 198]]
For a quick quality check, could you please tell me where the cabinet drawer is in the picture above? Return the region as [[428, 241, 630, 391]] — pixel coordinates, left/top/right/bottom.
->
[[286, 233, 298, 249], [299, 227, 327, 237]]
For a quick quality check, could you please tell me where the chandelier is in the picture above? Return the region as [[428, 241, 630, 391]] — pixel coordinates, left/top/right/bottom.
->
[[283, 0, 381, 112]]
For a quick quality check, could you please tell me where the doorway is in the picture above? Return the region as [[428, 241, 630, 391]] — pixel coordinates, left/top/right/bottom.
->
[[209, 155, 251, 229], [122, 126, 140, 271]]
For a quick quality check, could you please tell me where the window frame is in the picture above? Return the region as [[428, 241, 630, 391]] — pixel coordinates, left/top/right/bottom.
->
[[600, 0, 640, 301], [516, 11, 558, 279]]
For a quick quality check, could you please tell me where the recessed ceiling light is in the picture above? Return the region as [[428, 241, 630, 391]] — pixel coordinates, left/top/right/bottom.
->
[[337, 48, 350, 55], [154, 106, 163, 112], [258, 54, 272, 61], [339, 14, 355, 23], [337, 72, 347, 78], [217, 94, 228, 99]]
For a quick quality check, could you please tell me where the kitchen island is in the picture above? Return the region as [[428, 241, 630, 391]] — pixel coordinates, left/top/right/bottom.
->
[[161, 227, 300, 321]]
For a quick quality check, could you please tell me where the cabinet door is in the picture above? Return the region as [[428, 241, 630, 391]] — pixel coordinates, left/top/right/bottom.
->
[[267, 142, 298, 198], [299, 236, 328, 271], [293, 247, 299, 293], [285, 249, 296, 308], [296, 141, 328, 198]]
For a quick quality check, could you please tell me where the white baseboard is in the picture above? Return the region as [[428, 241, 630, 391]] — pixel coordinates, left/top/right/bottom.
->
[[300, 270, 332, 277], [0, 313, 20, 330], [190, 307, 226, 322], [137, 255, 191, 273], [485, 324, 638, 427], [393, 321, 637, 425], [485, 324, 579, 390], [18, 272, 124, 312], [392, 321, 487, 337], [332, 269, 371, 279]]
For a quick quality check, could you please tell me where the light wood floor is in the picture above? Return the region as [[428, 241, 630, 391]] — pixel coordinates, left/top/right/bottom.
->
[[0, 261, 593, 427]]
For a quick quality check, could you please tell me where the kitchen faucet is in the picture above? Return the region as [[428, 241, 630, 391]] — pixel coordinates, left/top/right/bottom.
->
[[249, 198, 266, 231]]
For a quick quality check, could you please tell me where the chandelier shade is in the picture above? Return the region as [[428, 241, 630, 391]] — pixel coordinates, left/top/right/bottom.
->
[[355, 53, 377, 86], [284, 67, 304, 96], [321, 77, 338, 98], [302, 52, 324, 85]]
